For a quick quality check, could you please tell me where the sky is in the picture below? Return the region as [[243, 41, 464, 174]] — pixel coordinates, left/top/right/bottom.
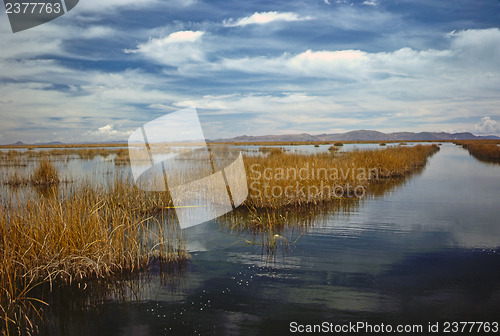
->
[[0, 0, 500, 143]]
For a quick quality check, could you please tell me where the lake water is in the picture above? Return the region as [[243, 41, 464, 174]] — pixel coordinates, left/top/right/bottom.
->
[[20, 144, 500, 335]]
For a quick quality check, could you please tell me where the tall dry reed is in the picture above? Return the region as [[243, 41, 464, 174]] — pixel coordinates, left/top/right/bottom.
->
[[457, 141, 500, 163], [243, 144, 439, 208], [31, 159, 59, 186], [0, 178, 186, 335]]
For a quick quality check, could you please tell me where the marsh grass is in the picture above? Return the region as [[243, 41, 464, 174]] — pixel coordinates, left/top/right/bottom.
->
[[1, 159, 63, 188], [223, 145, 438, 256], [211, 140, 444, 146], [31, 159, 59, 186], [243, 144, 439, 208], [0, 178, 186, 335], [456, 141, 500, 163], [4, 172, 25, 188], [0, 152, 29, 168], [113, 149, 130, 166], [259, 147, 285, 155], [0, 143, 127, 150], [328, 145, 340, 152]]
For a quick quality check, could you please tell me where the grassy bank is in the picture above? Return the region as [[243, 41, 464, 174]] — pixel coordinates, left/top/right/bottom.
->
[[455, 140, 500, 163]]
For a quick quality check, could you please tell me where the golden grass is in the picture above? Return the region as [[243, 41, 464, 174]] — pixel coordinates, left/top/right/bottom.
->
[[0, 143, 128, 149], [328, 145, 340, 152], [2, 159, 63, 188], [31, 159, 59, 186], [243, 144, 439, 208], [4, 172, 25, 187], [211, 140, 448, 146], [0, 152, 29, 168], [259, 146, 286, 155], [455, 140, 500, 163], [0, 177, 186, 334], [221, 145, 439, 253]]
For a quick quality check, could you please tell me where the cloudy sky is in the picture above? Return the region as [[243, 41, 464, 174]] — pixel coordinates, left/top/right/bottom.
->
[[1, 0, 500, 143]]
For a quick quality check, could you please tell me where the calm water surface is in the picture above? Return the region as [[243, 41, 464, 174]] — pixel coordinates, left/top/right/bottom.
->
[[37, 144, 500, 335]]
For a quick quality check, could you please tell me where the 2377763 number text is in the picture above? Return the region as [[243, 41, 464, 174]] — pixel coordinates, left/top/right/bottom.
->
[[443, 322, 499, 333], [5, 2, 61, 14]]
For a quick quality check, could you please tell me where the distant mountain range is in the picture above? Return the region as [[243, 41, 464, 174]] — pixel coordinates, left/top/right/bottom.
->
[[213, 130, 499, 142], [3, 130, 499, 146]]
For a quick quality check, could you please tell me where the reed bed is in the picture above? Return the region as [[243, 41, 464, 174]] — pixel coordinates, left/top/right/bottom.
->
[[0, 177, 186, 335], [456, 141, 500, 163], [0, 153, 29, 168], [243, 144, 439, 208], [31, 159, 59, 186], [225, 145, 438, 252], [0, 143, 127, 149], [2, 159, 62, 187], [259, 146, 286, 155], [328, 145, 340, 152], [211, 140, 444, 146], [1, 148, 128, 161]]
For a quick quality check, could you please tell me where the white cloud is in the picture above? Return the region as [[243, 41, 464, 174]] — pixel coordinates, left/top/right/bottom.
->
[[207, 28, 500, 88], [159, 30, 205, 43], [362, 0, 377, 6], [124, 31, 206, 66], [449, 28, 500, 69], [475, 117, 498, 135], [223, 11, 312, 27], [216, 47, 453, 81], [324, 0, 331, 4], [85, 124, 133, 141]]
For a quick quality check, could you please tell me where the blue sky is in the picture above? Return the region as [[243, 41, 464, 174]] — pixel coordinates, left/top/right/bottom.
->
[[1, 0, 500, 143]]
